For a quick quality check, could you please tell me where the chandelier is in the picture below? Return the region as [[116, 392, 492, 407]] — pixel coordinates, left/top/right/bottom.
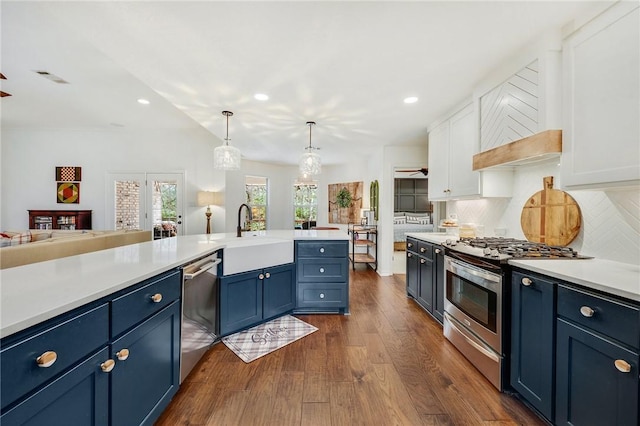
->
[[214, 111, 241, 170], [299, 121, 321, 176]]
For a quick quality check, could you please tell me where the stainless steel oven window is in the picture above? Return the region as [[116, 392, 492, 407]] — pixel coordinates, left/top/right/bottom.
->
[[446, 273, 497, 332]]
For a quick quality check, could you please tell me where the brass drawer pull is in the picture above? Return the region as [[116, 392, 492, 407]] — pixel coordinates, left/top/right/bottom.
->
[[319, 247, 325, 253], [521, 277, 532, 286], [580, 306, 595, 317], [319, 293, 325, 299], [319, 267, 325, 273], [614, 359, 631, 373], [116, 348, 130, 361], [265, 272, 271, 279], [420, 258, 426, 264], [407, 242, 413, 248], [419, 247, 426, 253], [36, 351, 57, 368], [435, 248, 441, 254], [150, 293, 163, 303], [259, 273, 265, 280], [101, 359, 115, 373], [407, 253, 413, 258]]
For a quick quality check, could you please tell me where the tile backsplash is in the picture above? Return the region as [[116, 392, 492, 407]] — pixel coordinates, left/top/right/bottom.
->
[[447, 161, 640, 265]]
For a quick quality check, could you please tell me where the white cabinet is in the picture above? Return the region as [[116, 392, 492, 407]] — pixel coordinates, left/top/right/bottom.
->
[[562, 2, 640, 189], [428, 103, 511, 200], [429, 104, 480, 200]]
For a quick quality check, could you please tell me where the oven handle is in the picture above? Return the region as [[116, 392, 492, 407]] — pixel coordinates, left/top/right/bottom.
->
[[444, 313, 500, 362], [446, 251, 502, 274]]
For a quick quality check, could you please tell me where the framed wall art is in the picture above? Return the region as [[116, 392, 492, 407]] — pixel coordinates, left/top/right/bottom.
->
[[328, 181, 362, 224]]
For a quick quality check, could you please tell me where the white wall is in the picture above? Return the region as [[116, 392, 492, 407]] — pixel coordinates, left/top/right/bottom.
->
[[1, 127, 226, 234]]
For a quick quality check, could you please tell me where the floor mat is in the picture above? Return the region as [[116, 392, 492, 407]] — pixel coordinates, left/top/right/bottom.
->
[[222, 315, 318, 363]]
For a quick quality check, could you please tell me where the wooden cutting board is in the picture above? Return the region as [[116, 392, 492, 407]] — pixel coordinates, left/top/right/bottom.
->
[[520, 176, 582, 246]]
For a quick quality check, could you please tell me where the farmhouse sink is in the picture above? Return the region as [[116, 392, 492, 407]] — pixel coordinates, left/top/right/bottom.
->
[[222, 236, 294, 276]]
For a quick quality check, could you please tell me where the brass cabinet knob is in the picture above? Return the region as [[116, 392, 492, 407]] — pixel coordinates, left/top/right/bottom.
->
[[614, 359, 631, 373], [420, 258, 426, 264], [580, 306, 595, 317], [407, 243, 413, 248], [319, 247, 325, 253], [259, 273, 265, 280], [116, 348, 130, 361], [435, 248, 442, 254], [420, 247, 426, 253], [521, 277, 532, 286], [265, 272, 271, 279], [151, 293, 163, 303], [101, 359, 115, 373], [36, 351, 57, 368], [407, 253, 413, 258], [319, 267, 325, 273], [319, 293, 325, 299]]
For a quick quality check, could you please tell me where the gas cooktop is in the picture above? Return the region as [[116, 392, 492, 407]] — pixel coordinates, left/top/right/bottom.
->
[[443, 237, 592, 262]]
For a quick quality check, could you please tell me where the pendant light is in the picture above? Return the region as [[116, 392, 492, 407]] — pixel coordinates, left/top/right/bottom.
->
[[299, 121, 321, 176], [214, 110, 241, 170]]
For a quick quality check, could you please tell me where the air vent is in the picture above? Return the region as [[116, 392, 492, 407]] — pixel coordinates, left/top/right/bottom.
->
[[34, 70, 69, 84]]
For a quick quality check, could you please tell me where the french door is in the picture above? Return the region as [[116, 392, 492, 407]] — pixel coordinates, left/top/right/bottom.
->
[[106, 172, 184, 239]]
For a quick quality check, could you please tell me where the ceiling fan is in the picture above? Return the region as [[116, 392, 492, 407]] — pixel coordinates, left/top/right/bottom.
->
[[0, 73, 11, 98], [396, 167, 428, 176]]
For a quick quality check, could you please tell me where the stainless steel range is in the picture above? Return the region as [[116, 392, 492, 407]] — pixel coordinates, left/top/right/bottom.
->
[[442, 237, 589, 391]]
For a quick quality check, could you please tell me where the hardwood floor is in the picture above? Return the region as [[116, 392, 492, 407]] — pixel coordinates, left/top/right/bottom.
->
[[156, 267, 545, 426]]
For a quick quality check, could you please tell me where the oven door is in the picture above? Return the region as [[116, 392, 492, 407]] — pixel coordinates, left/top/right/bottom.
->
[[444, 255, 502, 353]]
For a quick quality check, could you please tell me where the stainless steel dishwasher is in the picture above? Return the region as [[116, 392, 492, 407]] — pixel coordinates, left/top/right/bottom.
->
[[180, 251, 221, 383]]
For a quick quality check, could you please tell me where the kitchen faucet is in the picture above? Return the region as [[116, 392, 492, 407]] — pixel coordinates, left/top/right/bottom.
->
[[237, 203, 253, 237]]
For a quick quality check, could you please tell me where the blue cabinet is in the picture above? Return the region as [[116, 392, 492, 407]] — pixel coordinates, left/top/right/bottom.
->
[[405, 238, 444, 324], [220, 263, 294, 336], [111, 301, 180, 426], [510, 270, 555, 420], [555, 284, 639, 426], [1, 347, 109, 426], [294, 240, 349, 314], [0, 268, 182, 426]]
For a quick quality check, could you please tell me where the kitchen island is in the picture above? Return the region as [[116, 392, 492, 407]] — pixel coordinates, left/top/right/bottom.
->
[[0, 229, 348, 426]]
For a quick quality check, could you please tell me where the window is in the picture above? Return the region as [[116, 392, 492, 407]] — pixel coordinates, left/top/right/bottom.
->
[[245, 176, 267, 230], [294, 183, 318, 229]]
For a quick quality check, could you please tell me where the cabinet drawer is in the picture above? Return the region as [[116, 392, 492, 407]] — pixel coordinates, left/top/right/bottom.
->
[[558, 285, 640, 349], [1, 303, 109, 410], [296, 241, 347, 258], [297, 258, 347, 282], [417, 241, 433, 259], [111, 269, 181, 337], [297, 283, 347, 308]]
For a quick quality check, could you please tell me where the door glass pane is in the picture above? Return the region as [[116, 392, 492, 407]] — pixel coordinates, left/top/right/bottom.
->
[[294, 183, 318, 229], [245, 176, 267, 231], [114, 180, 141, 230], [152, 179, 178, 239]]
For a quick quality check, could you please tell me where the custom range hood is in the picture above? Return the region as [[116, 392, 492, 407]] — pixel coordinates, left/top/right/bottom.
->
[[472, 130, 562, 171]]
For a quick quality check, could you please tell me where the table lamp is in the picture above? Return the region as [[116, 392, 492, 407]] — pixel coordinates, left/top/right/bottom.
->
[[197, 191, 218, 234]]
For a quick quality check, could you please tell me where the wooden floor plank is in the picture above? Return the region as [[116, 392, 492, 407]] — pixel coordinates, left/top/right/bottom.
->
[[156, 267, 546, 426]]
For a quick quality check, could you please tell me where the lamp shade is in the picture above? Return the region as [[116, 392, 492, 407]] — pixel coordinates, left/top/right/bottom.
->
[[299, 151, 321, 176], [197, 191, 217, 207]]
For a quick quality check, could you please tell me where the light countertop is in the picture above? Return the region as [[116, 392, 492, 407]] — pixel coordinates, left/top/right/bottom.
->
[[509, 258, 640, 302], [405, 232, 453, 245], [0, 230, 348, 339]]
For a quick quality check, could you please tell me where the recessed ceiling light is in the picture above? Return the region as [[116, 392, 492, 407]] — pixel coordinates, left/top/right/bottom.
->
[[254, 93, 269, 101], [137, 98, 150, 105], [404, 97, 418, 104]]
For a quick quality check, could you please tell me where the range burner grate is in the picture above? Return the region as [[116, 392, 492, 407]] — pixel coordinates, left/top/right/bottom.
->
[[459, 237, 585, 259]]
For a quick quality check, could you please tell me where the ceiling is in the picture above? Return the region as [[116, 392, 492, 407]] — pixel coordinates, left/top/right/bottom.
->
[[1, 1, 608, 166]]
